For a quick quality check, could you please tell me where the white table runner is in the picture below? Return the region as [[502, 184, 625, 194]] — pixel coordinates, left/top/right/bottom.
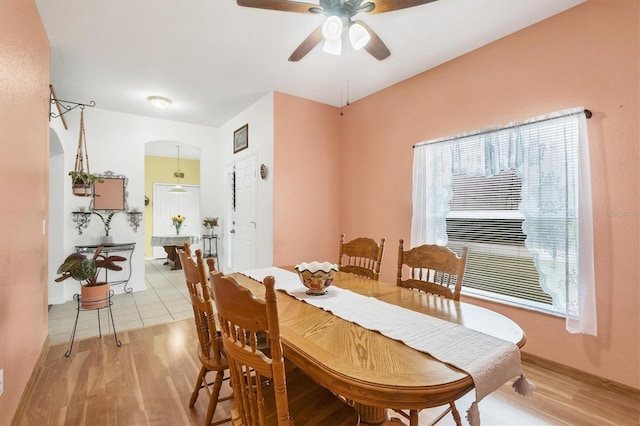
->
[[240, 267, 534, 426], [150, 234, 202, 247]]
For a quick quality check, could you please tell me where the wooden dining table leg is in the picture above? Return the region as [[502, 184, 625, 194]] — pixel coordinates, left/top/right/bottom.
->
[[162, 245, 183, 270], [354, 402, 389, 425]]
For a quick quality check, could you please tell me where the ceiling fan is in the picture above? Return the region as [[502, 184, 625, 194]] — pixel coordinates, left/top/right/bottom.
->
[[237, 0, 438, 61]]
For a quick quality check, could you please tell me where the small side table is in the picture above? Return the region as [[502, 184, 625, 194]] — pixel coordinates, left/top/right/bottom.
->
[[76, 243, 136, 292], [65, 289, 121, 357], [202, 234, 219, 271]]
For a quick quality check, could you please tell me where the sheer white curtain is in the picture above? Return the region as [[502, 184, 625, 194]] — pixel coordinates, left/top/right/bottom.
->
[[411, 108, 596, 335]]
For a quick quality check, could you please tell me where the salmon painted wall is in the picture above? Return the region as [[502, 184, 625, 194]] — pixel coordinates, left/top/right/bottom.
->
[[0, 0, 50, 422], [273, 92, 342, 266], [339, 0, 639, 388]]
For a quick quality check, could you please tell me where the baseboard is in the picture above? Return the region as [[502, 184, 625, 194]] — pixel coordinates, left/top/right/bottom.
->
[[11, 336, 51, 424], [48, 296, 66, 305], [521, 352, 640, 395]]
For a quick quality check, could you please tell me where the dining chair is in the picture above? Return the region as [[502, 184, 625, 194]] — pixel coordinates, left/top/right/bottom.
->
[[178, 244, 232, 426], [209, 271, 360, 426], [394, 239, 469, 426], [396, 239, 468, 301], [338, 234, 386, 280]]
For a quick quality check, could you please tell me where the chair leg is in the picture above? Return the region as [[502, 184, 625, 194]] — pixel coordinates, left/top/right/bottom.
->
[[204, 370, 225, 426], [409, 409, 419, 426], [190, 366, 208, 407], [450, 402, 462, 426]]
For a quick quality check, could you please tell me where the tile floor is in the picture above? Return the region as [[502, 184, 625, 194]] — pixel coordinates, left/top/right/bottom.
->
[[48, 259, 194, 346]]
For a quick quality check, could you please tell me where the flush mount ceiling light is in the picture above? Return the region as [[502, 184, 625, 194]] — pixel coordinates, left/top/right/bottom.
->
[[168, 145, 188, 194], [147, 95, 172, 110]]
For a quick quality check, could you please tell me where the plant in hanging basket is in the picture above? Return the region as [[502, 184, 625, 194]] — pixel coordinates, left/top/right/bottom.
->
[[69, 171, 103, 197]]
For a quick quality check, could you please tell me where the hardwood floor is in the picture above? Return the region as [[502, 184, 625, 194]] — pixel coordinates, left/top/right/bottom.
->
[[14, 320, 232, 426], [13, 319, 639, 426]]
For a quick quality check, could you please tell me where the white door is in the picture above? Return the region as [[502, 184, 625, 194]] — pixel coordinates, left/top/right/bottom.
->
[[152, 183, 201, 259], [230, 154, 258, 271]]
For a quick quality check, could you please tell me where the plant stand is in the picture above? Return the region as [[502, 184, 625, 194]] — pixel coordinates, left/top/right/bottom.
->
[[202, 234, 219, 271], [65, 289, 121, 357]]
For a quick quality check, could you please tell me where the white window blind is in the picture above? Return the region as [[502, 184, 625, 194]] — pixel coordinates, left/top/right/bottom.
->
[[446, 170, 552, 307], [411, 108, 596, 335]]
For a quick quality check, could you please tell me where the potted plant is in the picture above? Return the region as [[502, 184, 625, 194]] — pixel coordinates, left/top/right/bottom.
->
[[55, 247, 126, 309], [69, 171, 103, 197], [93, 211, 115, 244], [171, 214, 186, 235], [202, 217, 219, 235]]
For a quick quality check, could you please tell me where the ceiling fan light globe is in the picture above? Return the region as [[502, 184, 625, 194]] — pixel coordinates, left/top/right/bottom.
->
[[349, 23, 370, 50], [322, 38, 342, 55], [322, 16, 343, 41]]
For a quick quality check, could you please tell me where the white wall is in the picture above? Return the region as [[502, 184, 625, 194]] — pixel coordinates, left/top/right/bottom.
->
[[48, 126, 65, 304], [50, 108, 218, 303], [50, 93, 274, 301], [219, 92, 274, 270]]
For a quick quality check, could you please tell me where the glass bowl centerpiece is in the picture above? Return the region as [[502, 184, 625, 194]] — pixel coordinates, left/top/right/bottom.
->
[[294, 261, 339, 296]]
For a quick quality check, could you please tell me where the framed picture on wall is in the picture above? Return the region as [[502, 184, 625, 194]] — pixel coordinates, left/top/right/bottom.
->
[[233, 124, 249, 153]]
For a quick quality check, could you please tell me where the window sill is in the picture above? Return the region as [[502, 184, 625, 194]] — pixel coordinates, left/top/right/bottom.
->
[[461, 288, 565, 318]]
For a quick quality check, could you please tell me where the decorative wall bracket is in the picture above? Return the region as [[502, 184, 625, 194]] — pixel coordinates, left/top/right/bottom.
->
[[72, 211, 92, 235], [49, 84, 96, 131], [50, 97, 96, 120], [126, 211, 143, 232]]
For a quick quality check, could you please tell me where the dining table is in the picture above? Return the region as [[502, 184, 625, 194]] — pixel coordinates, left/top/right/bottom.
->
[[229, 267, 527, 425], [150, 234, 202, 270]]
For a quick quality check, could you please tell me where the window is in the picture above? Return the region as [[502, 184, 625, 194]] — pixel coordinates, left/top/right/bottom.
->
[[411, 108, 596, 335], [446, 170, 552, 308]]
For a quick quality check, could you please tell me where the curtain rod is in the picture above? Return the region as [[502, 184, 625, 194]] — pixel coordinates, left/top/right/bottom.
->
[[413, 109, 592, 149]]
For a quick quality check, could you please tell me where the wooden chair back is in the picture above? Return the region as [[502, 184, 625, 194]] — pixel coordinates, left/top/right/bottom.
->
[[338, 234, 386, 280], [178, 245, 223, 365], [396, 239, 468, 301], [210, 272, 290, 425]]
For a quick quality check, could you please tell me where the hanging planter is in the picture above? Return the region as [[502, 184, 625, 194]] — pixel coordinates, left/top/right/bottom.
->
[[70, 171, 101, 197], [70, 110, 101, 197]]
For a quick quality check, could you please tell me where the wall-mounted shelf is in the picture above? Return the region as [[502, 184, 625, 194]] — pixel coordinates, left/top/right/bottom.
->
[[72, 211, 92, 235], [126, 211, 143, 232]]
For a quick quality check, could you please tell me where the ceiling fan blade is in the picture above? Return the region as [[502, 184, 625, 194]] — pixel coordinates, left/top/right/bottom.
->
[[355, 21, 390, 60], [367, 0, 438, 14], [237, 0, 317, 13], [288, 25, 324, 62]]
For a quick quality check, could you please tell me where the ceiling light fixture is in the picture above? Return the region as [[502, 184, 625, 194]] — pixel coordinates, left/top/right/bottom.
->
[[348, 22, 370, 50], [168, 145, 188, 194], [321, 16, 371, 56], [148, 95, 172, 110], [322, 15, 343, 56]]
